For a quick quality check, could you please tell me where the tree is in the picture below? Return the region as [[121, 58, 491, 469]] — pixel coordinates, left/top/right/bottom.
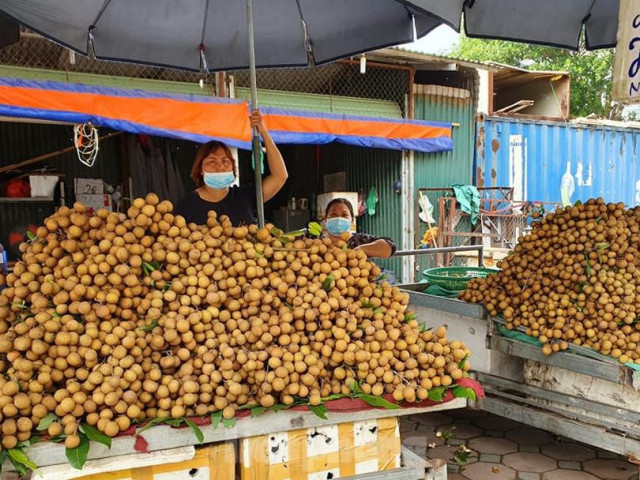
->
[[449, 35, 614, 118]]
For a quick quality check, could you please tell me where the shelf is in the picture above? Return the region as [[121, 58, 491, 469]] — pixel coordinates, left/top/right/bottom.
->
[[0, 197, 54, 203], [1, 399, 467, 470]]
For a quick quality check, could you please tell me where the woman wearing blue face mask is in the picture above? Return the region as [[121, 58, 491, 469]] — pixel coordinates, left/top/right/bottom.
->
[[324, 198, 396, 259], [174, 110, 288, 226]]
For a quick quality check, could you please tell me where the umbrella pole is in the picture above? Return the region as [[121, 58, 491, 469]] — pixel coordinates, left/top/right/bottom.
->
[[246, 0, 265, 227]]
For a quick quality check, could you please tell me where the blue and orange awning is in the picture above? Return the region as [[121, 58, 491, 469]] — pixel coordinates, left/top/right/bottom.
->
[[0, 78, 453, 153]]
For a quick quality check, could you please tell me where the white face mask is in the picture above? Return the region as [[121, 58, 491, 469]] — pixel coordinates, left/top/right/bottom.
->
[[326, 217, 351, 235], [203, 171, 234, 189]]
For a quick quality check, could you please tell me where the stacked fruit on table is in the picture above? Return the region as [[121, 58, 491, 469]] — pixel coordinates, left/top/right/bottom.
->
[[0, 194, 471, 450], [461, 198, 640, 364]]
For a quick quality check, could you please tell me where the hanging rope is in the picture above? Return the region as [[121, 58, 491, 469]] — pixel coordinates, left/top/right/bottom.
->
[[74, 122, 100, 167]]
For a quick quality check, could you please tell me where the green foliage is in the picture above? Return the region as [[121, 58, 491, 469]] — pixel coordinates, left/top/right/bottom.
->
[[308, 404, 329, 419], [80, 424, 112, 449], [36, 413, 58, 431], [65, 432, 90, 470], [450, 35, 614, 118]]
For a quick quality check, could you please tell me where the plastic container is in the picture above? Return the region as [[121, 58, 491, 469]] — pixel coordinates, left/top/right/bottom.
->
[[422, 266, 499, 291]]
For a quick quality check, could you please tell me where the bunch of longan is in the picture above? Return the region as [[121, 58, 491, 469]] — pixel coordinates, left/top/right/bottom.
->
[[462, 198, 640, 364], [0, 194, 471, 449]]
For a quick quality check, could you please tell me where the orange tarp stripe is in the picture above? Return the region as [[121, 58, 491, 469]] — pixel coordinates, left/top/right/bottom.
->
[[263, 113, 451, 139], [0, 85, 251, 141]]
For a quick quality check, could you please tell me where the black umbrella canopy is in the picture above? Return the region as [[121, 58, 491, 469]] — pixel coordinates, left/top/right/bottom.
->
[[404, 0, 619, 50], [0, 0, 444, 71]]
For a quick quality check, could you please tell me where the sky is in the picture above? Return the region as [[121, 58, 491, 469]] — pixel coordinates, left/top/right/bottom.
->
[[402, 25, 460, 55]]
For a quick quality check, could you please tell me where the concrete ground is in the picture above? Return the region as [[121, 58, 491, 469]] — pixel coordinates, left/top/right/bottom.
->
[[401, 409, 639, 480]]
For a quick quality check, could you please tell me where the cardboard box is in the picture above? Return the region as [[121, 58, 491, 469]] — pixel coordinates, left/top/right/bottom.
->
[[75, 178, 104, 195], [76, 194, 112, 215], [29, 175, 59, 197], [240, 417, 401, 480], [73, 443, 235, 480]]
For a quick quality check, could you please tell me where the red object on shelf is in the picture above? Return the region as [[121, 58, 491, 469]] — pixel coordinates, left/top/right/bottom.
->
[[2, 178, 30, 197]]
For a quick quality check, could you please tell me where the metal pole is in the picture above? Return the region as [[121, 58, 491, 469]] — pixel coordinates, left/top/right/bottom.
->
[[392, 245, 485, 257], [246, 0, 265, 227]]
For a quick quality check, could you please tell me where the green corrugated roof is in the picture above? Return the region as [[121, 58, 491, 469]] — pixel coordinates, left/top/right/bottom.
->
[[235, 87, 402, 118]]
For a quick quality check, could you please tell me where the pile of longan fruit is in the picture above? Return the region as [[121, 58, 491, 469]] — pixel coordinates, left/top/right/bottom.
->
[[0, 194, 471, 450], [461, 198, 640, 364]]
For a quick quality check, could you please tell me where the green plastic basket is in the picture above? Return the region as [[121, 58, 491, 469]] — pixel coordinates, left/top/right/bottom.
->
[[422, 267, 498, 291]]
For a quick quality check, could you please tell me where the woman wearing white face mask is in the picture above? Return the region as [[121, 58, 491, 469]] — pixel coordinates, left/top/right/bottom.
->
[[324, 198, 396, 259], [175, 110, 288, 226]]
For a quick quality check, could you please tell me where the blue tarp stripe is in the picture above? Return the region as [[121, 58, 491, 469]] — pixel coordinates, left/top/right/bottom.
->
[[261, 106, 452, 129], [0, 77, 248, 105], [268, 130, 454, 153]]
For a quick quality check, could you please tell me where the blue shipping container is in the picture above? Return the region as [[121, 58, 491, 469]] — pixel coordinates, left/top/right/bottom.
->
[[476, 116, 640, 206]]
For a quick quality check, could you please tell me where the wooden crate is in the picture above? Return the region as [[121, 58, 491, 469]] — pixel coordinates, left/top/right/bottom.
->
[[240, 417, 401, 480], [72, 442, 235, 480]]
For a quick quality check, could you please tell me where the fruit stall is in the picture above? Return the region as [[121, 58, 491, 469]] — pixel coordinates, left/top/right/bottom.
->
[[401, 198, 640, 461], [0, 194, 481, 479]]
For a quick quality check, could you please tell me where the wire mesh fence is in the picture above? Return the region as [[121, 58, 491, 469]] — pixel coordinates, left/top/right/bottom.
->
[[0, 28, 216, 84], [230, 62, 411, 117], [0, 30, 411, 116]]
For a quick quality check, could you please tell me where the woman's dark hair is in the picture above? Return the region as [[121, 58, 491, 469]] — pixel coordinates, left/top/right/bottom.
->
[[325, 197, 354, 218], [191, 141, 236, 186]]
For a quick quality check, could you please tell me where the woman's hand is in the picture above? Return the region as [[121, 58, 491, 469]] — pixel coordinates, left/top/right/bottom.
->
[[254, 108, 288, 202], [250, 109, 267, 136], [353, 240, 393, 259]]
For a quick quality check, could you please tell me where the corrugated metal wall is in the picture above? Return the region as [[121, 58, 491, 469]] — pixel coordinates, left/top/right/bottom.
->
[[413, 84, 475, 274], [477, 116, 640, 206], [321, 143, 403, 277], [0, 121, 122, 260], [0, 121, 202, 261], [0, 121, 122, 186]]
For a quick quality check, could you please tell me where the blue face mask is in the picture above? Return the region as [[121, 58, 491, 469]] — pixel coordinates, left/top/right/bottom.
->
[[203, 171, 234, 190], [326, 217, 352, 236]]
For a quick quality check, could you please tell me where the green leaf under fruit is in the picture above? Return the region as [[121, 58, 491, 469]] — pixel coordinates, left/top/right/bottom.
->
[[139, 320, 158, 332], [65, 432, 90, 470], [357, 394, 400, 410], [184, 419, 204, 444], [285, 229, 305, 238], [452, 386, 477, 402], [136, 417, 169, 435], [80, 424, 112, 449], [0, 449, 7, 472], [210, 411, 223, 430], [163, 418, 183, 427], [251, 406, 267, 417], [308, 404, 328, 419], [458, 355, 469, 369], [404, 312, 417, 322], [223, 417, 237, 429], [36, 413, 58, 431], [427, 387, 447, 402], [322, 274, 335, 292], [7, 449, 38, 474]]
